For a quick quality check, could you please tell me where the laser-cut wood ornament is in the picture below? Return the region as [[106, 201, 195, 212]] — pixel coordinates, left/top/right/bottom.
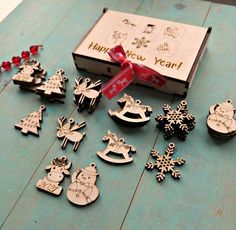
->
[[146, 143, 185, 182], [108, 94, 152, 126], [36, 156, 71, 196], [12, 59, 47, 92], [73, 76, 102, 113], [67, 163, 99, 206], [14, 105, 46, 136], [57, 116, 86, 151], [36, 69, 68, 103], [156, 100, 196, 140], [97, 130, 136, 164], [207, 99, 236, 139]]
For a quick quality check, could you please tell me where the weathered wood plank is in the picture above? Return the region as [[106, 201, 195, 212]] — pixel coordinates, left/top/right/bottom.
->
[[121, 3, 236, 230]]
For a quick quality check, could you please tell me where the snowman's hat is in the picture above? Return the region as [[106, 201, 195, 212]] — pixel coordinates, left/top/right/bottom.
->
[[82, 163, 98, 176], [220, 99, 234, 111]]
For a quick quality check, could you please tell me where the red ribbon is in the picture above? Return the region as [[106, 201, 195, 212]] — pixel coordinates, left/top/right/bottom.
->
[[101, 45, 166, 99]]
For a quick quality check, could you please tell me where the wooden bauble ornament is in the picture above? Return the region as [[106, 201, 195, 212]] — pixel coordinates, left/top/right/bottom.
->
[[146, 143, 185, 182], [108, 94, 152, 127], [97, 130, 136, 164], [36, 156, 71, 196], [67, 163, 99, 206], [207, 99, 236, 139], [74, 77, 102, 113], [14, 105, 46, 136], [57, 116, 86, 151]]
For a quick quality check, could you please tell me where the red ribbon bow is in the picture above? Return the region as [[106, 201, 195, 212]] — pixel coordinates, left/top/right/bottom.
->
[[101, 45, 166, 99]]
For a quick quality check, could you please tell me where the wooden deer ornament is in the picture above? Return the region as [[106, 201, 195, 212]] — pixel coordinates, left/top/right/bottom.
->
[[57, 116, 86, 152]]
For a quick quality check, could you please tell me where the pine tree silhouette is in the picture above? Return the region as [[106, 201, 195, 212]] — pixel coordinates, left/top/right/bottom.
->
[[15, 105, 46, 136]]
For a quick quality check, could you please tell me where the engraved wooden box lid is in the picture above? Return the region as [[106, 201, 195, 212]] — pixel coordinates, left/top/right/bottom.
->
[[73, 9, 211, 96]]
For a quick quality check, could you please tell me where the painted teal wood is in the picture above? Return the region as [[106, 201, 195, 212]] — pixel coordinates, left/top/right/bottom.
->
[[122, 3, 236, 230], [0, 0, 235, 230]]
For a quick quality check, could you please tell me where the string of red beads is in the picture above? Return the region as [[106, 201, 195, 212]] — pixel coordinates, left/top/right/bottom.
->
[[0, 45, 43, 72]]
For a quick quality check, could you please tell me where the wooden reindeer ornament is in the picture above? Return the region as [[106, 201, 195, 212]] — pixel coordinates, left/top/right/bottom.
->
[[97, 130, 136, 164], [36, 156, 71, 195], [109, 94, 152, 126], [57, 116, 86, 151], [74, 76, 102, 113]]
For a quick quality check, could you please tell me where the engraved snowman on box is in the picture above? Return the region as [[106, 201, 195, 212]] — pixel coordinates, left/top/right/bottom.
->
[[67, 163, 99, 206]]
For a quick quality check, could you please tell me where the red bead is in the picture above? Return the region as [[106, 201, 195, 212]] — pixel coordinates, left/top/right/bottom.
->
[[21, 51, 30, 60], [12, 56, 21, 66], [1, 61, 11, 71], [30, 45, 39, 55]]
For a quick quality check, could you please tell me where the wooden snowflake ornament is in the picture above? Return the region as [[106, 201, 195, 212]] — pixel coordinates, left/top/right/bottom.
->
[[156, 100, 196, 140], [14, 105, 46, 136], [146, 143, 185, 182], [97, 130, 136, 164], [67, 163, 99, 206], [36, 156, 71, 196], [57, 116, 86, 152], [109, 94, 152, 126]]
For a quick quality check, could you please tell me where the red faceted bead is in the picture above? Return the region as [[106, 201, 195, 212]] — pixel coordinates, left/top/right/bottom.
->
[[1, 61, 11, 71], [12, 56, 21, 66], [21, 51, 30, 60], [30, 45, 39, 55]]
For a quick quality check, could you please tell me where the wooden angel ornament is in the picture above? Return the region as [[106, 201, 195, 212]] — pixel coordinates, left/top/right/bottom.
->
[[109, 94, 152, 126], [57, 116, 86, 151], [36, 156, 71, 196], [14, 105, 46, 136], [97, 130, 136, 164], [67, 163, 99, 206], [74, 76, 102, 113]]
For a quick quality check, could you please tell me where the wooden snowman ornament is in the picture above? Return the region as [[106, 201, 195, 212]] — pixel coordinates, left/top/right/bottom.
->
[[67, 163, 99, 206]]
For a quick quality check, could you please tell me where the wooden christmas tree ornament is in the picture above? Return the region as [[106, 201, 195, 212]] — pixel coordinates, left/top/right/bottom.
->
[[36, 156, 71, 196], [67, 163, 99, 206], [97, 130, 136, 164], [146, 143, 185, 182], [108, 94, 152, 126], [14, 105, 46, 136], [57, 116, 86, 151], [207, 99, 236, 139], [36, 69, 68, 103], [74, 76, 102, 113]]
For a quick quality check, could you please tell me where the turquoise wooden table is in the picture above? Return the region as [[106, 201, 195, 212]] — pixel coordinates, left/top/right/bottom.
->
[[0, 1, 235, 229]]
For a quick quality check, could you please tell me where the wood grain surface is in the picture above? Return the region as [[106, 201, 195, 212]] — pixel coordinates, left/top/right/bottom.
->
[[0, 1, 235, 229]]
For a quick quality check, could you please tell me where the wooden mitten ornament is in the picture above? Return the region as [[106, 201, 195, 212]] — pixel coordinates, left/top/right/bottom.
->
[[67, 163, 99, 206], [57, 116, 86, 152], [74, 77, 102, 113], [36, 69, 68, 103], [36, 156, 71, 196], [15, 105, 46, 136], [108, 94, 152, 126], [12, 59, 47, 92], [146, 143, 185, 182], [156, 100, 196, 140], [97, 130, 136, 164], [207, 99, 236, 139]]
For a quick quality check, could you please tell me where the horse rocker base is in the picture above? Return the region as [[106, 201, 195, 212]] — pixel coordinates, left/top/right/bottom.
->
[[97, 130, 136, 164]]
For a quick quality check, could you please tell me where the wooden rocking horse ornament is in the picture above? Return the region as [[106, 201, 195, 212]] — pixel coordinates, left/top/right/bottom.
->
[[97, 130, 136, 164], [108, 94, 152, 126]]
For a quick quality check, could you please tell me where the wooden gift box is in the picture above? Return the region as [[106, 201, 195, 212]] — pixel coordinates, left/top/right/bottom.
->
[[72, 9, 211, 96]]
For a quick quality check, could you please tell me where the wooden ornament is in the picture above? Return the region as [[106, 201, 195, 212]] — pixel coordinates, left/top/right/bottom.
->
[[36, 69, 68, 103], [156, 100, 196, 140], [97, 130, 136, 164], [207, 99, 236, 139], [15, 105, 46, 136], [146, 143, 185, 182], [12, 59, 47, 92], [67, 163, 99, 206], [74, 76, 102, 113], [36, 156, 71, 196], [57, 116, 86, 152], [108, 94, 152, 126]]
